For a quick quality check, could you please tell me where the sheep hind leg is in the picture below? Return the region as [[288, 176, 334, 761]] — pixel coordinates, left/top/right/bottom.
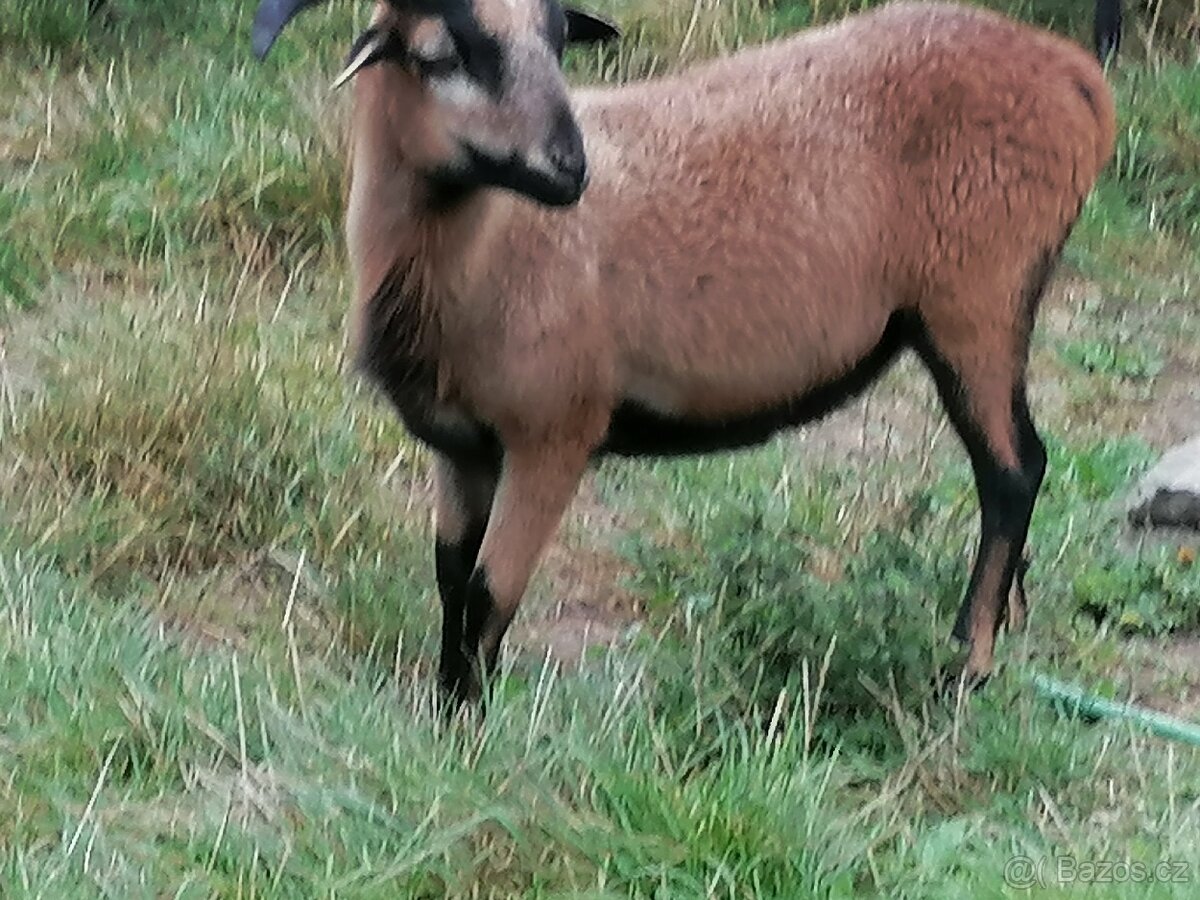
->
[[432, 454, 498, 705], [957, 388, 1045, 684], [454, 437, 595, 705], [914, 325, 1047, 688]]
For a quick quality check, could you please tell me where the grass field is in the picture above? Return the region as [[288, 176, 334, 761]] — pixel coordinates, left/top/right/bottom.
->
[[2, 0, 1200, 895]]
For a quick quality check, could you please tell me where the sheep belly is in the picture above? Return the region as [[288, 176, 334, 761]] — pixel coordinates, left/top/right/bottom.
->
[[600, 312, 908, 457]]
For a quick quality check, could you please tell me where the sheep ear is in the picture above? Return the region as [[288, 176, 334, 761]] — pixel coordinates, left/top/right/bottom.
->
[[332, 27, 402, 90], [564, 8, 621, 46], [252, 0, 327, 60]]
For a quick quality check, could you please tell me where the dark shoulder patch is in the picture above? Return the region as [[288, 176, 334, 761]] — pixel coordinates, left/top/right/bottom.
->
[[357, 261, 438, 397]]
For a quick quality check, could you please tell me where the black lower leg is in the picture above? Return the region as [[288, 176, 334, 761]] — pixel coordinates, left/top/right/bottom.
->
[[1002, 394, 1045, 629], [951, 496, 1018, 643], [445, 567, 499, 702], [435, 521, 486, 699], [951, 393, 1046, 643]]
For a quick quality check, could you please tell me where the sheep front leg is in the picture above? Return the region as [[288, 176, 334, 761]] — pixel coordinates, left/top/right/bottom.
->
[[433, 454, 497, 700], [448, 438, 593, 704]]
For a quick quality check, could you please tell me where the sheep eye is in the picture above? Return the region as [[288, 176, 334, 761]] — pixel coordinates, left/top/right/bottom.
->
[[414, 52, 461, 79]]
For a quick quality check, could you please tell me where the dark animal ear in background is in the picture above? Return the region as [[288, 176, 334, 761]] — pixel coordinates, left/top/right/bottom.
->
[[1093, 0, 1122, 65], [564, 8, 621, 45]]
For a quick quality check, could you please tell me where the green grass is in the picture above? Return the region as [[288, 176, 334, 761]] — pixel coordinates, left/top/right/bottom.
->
[[2, 0, 1200, 895]]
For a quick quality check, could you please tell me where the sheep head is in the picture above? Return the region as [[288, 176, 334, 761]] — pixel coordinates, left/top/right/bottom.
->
[[251, 0, 619, 208]]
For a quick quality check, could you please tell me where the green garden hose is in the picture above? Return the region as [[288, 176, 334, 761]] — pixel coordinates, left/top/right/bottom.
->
[[1032, 673, 1200, 748]]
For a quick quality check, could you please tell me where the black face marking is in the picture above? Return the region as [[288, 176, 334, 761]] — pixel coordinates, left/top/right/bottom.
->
[[399, 0, 457, 15], [468, 143, 587, 205], [599, 313, 910, 458], [424, 175, 477, 212], [440, 7, 505, 97], [425, 141, 586, 209], [387, 0, 504, 94]]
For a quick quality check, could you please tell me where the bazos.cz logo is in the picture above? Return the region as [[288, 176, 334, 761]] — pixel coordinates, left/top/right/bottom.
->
[[1003, 855, 1192, 890]]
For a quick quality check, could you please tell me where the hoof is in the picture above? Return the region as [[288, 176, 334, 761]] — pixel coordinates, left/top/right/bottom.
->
[[934, 662, 992, 700], [438, 660, 483, 714]]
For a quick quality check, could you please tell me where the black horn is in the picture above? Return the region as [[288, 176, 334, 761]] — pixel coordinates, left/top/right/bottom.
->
[[252, 0, 328, 60]]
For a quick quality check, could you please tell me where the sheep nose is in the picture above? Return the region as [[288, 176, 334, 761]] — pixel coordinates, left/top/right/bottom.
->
[[550, 147, 588, 190], [547, 107, 588, 188]]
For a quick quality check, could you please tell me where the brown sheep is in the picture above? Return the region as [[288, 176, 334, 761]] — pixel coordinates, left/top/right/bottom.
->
[[253, 0, 1116, 705]]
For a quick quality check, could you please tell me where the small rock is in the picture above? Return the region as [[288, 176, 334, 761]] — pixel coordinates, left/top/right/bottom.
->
[[1128, 436, 1200, 532]]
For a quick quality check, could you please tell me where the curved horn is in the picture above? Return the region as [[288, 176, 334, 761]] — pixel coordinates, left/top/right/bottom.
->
[[252, 0, 328, 60]]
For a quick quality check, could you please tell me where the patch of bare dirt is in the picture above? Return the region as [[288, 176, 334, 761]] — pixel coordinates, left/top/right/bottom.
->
[[149, 550, 333, 655], [1138, 360, 1200, 450], [1123, 635, 1200, 721], [0, 324, 43, 413], [1042, 275, 1200, 448], [0, 275, 139, 412]]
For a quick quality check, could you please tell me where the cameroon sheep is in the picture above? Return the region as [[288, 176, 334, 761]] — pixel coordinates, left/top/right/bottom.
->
[[253, 0, 1116, 704]]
